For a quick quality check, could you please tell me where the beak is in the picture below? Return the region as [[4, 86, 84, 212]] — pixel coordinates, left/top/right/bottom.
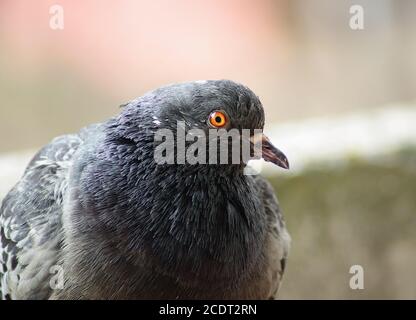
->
[[255, 134, 289, 169]]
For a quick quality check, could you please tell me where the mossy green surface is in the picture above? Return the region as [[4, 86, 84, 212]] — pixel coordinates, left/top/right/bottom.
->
[[268, 150, 416, 298]]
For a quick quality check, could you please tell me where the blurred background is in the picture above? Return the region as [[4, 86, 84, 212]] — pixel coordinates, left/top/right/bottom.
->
[[1, 0, 415, 298]]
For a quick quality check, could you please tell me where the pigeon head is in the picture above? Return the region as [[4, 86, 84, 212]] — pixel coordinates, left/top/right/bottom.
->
[[115, 80, 289, 169], [151, 80, 265, 131]]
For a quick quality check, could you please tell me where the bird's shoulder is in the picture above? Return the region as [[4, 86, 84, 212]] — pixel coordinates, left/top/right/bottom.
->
[[250, 175, 283, 226], [0, 131, 87, 299], [250, 174, 291, 299]]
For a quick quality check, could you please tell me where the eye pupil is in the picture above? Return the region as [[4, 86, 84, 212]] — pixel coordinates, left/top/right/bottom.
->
[[215, 116, 222, 123]]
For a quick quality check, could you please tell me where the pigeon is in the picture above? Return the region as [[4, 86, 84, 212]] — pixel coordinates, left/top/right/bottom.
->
[[0, 80, 290, 300]]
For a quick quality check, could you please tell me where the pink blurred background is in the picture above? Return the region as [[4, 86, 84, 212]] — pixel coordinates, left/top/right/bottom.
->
[[1, 0, 415, 152]]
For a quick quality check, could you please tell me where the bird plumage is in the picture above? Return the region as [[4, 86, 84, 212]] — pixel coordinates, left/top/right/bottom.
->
[[0, 80, 290, 299], [0, 134, 82, 299]]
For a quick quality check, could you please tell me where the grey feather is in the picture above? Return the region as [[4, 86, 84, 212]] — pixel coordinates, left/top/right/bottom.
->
[[0, 134, 83, 299], [1, 80, 290, 299]]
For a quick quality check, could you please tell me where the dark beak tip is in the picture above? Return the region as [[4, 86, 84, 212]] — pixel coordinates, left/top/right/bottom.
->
[[282, 159, 290, 170], [276, 156, 290, 170]]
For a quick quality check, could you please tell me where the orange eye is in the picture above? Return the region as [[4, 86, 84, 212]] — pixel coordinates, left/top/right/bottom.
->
[[208, 111, 227, 128]]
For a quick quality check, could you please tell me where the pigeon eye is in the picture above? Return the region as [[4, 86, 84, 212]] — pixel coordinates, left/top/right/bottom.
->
[[208, 111, 227, 128]]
